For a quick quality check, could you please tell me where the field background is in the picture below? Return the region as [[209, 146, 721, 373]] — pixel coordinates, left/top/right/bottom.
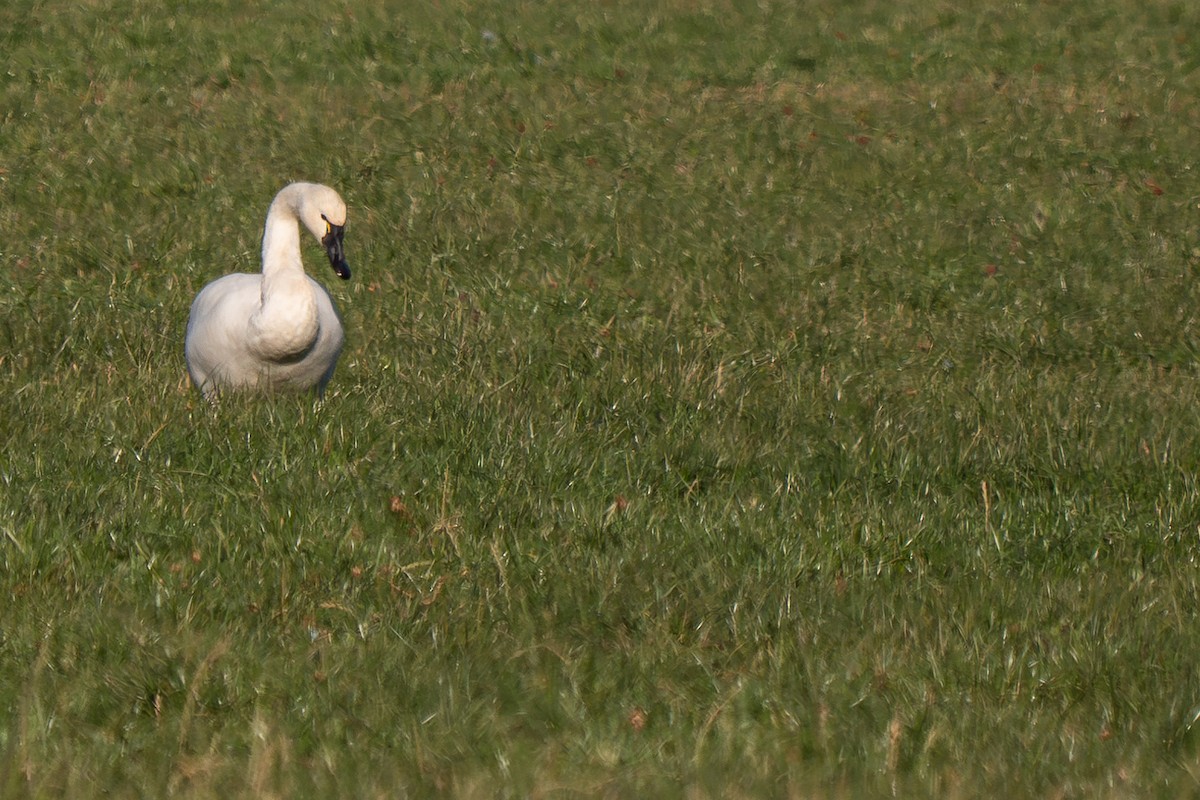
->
[[4, 0, 1200, 796]]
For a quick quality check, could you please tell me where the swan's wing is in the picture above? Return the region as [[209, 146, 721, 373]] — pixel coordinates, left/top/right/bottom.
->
[[185, 274, 263, 392]]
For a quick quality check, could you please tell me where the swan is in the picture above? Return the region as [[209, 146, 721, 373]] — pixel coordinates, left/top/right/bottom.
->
[[185, 182, 351, 398]]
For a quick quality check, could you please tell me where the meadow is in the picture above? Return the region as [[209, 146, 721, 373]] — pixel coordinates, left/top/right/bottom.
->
[[3, 0, 1200, 796]]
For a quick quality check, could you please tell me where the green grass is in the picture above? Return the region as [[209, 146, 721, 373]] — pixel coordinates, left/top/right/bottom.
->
[[4, 0, 1200, 795]]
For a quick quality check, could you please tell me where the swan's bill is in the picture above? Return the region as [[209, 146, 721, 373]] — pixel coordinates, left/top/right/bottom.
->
[[321, 215, 350, 281]]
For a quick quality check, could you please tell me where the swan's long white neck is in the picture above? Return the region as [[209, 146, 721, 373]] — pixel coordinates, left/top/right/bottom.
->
[[249, 187, 319, 362], [262, 212, 304, 277]]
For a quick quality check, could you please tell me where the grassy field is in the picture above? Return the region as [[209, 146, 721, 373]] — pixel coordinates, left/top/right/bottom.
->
[[3, 0, 1200, 796]]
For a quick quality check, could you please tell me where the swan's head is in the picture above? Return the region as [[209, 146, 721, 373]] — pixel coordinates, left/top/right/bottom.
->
[[296, 183, 351, 281]]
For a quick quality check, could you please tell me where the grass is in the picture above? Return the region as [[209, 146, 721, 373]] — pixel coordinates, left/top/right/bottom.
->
[[4, 0, 1200, 795]]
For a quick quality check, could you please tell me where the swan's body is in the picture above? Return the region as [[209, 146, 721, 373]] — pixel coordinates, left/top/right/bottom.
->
[[185, 182, 351, 398]]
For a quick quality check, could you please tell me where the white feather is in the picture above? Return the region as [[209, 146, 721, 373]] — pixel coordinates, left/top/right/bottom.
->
[[185, 182, 349, 397]]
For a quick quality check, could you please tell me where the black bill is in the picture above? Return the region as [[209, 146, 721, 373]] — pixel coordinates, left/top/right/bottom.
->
[[321, 219, 350, 280]]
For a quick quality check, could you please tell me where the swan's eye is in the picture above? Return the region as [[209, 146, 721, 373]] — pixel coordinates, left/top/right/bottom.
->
[[321, 214, 332, 236]]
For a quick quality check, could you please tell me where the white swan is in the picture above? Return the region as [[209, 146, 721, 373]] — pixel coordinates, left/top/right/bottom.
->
[[185, 182, 351, 398]]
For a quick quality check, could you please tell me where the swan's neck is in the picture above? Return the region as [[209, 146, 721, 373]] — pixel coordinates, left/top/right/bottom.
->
[[249, 200, 319, 361]]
